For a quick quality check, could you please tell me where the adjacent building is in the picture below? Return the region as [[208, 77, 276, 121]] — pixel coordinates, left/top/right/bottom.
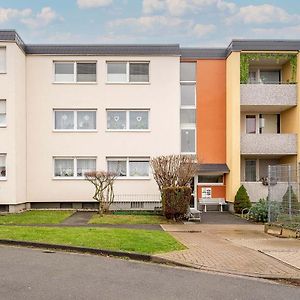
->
[[0, 30, 299, 212]]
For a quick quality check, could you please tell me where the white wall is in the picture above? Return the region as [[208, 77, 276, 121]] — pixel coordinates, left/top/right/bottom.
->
[[0, 42, 26, 207], [26, 55, 180, 202]]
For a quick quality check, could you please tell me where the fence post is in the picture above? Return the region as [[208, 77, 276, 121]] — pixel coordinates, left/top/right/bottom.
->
[[288, 165, 292, 219], [268, 165, 271, 223]]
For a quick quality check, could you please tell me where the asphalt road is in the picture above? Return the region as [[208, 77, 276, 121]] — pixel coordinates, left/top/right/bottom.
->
[[0, 245, 299, 300]]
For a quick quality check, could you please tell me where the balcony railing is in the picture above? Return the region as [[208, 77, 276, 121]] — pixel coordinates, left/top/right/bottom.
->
[[240, 84, 297, 107], [241, 133, 297, 155]]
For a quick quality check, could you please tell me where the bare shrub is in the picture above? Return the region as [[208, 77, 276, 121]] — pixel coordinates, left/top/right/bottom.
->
[[85, 171, 117, 215]]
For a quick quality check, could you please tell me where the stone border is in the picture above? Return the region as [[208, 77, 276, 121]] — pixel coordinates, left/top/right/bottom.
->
[[265, 224, 300, 238]]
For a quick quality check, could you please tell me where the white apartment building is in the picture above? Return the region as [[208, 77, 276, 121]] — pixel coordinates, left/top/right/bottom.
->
[[0, 30, 182, 212]]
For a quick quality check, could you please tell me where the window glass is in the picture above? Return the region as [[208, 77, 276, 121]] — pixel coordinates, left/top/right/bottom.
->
[[261, 114, 278, 134], [54, 159, 74, 177], [0, 155, 6, 177], [0, 48, 6, 73], [107, 160, 127, 176], [246, 115, 256, 134], [54, 62, 74, 82], [129, 111, 149, 130], [245, 160, 256, 182], [181, 129, 195, 153], [77, 111, 96, 130], [0, 100, 6, 126], [180, 109, 196, 124], [107, 62, 127, 82], [129, 63, 149, 82], [260, 70, 280, 84], [181, 84, 195, 106], [107, 111, 126, 130], [55, 111, 74, 130], [198, 175, 223, 184], [77, 159, 96, 177], [77, 63, 96, 82], [129, 160, 149, 177], [180, 62, 196, 81]]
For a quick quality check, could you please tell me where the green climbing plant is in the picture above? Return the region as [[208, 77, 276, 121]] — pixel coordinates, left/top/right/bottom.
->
[[240, 53, 297, 84]]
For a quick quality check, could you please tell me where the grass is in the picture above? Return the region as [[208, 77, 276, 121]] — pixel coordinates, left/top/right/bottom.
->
[[0, 210, 74, 225], [89, 214, 175, 225], [0, 226, 185, 254]]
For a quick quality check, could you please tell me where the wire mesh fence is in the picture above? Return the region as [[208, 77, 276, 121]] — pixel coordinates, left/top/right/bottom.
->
[[268, 164, 300, 229]]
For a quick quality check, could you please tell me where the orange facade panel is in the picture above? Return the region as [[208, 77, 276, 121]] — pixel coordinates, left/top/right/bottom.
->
[[196, 60, 226, 163]]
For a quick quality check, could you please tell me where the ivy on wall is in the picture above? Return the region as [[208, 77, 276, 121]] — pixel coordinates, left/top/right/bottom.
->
[[240, 53, 298, 84]]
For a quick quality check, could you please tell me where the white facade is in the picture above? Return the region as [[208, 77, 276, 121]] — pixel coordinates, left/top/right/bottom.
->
[[0, 38, 181, 211]]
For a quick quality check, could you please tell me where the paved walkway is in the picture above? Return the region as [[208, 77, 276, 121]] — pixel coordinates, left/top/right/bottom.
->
[[156, 214, 300, 279], [61, 211, 95, 225]]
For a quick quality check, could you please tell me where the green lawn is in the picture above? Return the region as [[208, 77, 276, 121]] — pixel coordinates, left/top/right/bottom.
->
[[0, 226, 185, 254], [0, 211, 74, 225], [89, 214, 174, 225]]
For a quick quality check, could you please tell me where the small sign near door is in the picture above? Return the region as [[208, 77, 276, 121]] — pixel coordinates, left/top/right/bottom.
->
[[201, 187, 211, 199]]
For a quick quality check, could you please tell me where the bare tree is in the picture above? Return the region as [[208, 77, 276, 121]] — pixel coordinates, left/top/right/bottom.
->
[[85, 171, 117, 215], [150, 155, 198, 191]]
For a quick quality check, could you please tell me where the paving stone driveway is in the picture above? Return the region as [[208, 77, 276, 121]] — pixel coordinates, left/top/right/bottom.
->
[[156, 217, 300, 279]]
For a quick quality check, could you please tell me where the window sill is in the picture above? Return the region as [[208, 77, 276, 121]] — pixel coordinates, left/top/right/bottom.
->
[[0, 177, 7, 181], [105, 82, 150, 85], [52, 177, 86, 180], [197, 183, 224, 186], [115, 177, 151, 180], [0, 72, 7, 75], [52, 82, 97, 85], [0, 125, 7, 128], [52, 130, 98, 133], [105, 129, 150, 133]]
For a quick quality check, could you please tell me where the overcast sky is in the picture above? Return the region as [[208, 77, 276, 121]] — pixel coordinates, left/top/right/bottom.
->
[[1, 0, 300, 46]]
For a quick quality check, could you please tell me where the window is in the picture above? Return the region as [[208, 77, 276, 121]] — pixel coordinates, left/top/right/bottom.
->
[[107, 110, 149, 130], [0, 100, 6, 127], [107, 157, 150, 178], [180, 62, 196, 82], [54, 110, 96, 131], [245, 160, 257, 182], [181, 84, 195, 106], [54, 157, 96, 178], [181, 129, 196, 153], [260, 70, 280, 84], [246, 115, 256, 134], [180, 62, 196, 154], [0, 154, 6, 178], [107, 62, 149, 83], [0, 48, 6, 73], [54, 61, 96, 83], [198, 175, 223, 185]]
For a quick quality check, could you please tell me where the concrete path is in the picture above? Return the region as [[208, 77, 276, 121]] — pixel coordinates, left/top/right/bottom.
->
[[157, 215, 300, 279], [61, 211, 94, 225], [1, 245, 300, 300]]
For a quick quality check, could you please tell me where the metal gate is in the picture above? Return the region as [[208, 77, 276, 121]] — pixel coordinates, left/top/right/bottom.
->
[[268, 164, 300, 224]]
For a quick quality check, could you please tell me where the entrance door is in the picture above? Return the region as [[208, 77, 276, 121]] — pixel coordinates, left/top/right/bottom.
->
[[189, 177, 197, 208]]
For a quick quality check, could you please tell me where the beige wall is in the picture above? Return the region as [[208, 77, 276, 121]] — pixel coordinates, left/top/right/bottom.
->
[[26, 55, 180, 202], [226, 52, 241, 202], [0, 42, 26, 209]]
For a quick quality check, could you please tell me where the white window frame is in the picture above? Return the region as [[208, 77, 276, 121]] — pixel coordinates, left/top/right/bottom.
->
[[106, 61, 150, 84], [0, 153, 7, 180], [244, 159, 258, 182], [53, 61, 97, 84], [53, 156, 97, 179], [106, 109, 150, 131], [0, 99, 6, 128], [180, 126, 196, 155], [244, 113, 280, 134], [106, 157, 150, 179], [53, 109, 97, 132], [197, 174, 224, 186]]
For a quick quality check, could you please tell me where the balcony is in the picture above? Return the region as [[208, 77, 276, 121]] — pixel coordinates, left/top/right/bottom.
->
[[241, 133, 297, 155], [240, 84, 297, 110]]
